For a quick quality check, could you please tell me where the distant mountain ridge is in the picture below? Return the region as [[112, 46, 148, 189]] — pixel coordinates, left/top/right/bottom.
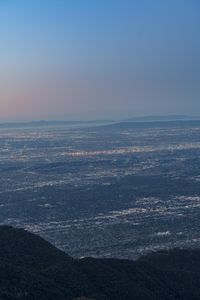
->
[[0, 115, 199, 129], [126, 115, 200, 122], [1, 226, 200, 299], [0, 120, 114, 129]]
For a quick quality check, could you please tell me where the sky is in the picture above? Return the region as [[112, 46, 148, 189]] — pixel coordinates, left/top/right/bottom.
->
[[0, 0, 200, 121]]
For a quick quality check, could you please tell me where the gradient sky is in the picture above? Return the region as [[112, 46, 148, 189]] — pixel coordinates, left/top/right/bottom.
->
[[0, 0, 200, 121]]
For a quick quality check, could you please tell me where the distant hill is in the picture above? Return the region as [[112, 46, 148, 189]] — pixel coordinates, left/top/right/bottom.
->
[[96, 119, 200, 132], [0, 120, 114, 129], [1, 116, 200, 129], [126, 115, 200, 122], [1, 226, 200, 299]]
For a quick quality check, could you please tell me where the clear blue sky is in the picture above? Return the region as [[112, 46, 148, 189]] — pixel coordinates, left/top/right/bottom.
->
[[0, 0, 200, 121]]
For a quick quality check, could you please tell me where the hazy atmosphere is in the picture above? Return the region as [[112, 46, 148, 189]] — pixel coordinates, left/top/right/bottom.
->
[[1, 2, 200, 299], [0, 0, 200, 121]]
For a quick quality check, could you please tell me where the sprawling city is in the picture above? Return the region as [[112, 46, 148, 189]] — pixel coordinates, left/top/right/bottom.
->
[[1, 0, 200, 298], [1, 120, 200, 259]]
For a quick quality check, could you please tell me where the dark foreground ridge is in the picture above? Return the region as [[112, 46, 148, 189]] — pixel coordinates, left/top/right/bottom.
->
[[1, 226, 200, 300]]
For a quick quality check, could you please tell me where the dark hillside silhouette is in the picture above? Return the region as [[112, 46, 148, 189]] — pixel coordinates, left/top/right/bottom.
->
[[1, 226, 200, 299]]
